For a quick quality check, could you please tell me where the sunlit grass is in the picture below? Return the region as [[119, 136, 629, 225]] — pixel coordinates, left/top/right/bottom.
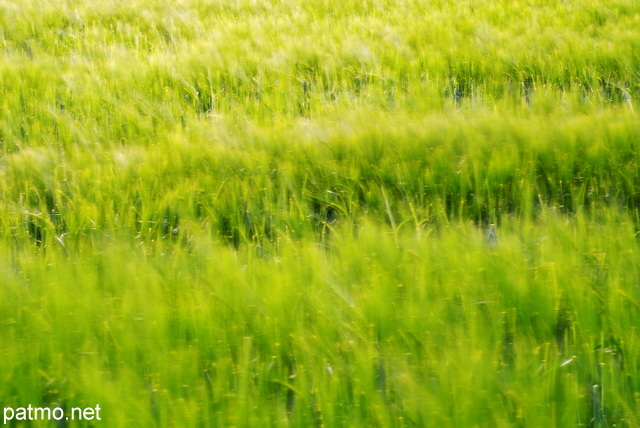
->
[[0, 0, 639, 426]]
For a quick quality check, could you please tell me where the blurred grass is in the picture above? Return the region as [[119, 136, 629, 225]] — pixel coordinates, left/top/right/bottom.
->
[[3, 214, 640, 426], [0, 0, 639, 426]]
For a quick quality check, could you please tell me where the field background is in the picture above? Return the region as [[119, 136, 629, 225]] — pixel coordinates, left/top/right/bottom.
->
[[1, 0, 640, 426]]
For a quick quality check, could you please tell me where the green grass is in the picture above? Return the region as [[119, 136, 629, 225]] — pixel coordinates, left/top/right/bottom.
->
[[1, 0, 640, 426]]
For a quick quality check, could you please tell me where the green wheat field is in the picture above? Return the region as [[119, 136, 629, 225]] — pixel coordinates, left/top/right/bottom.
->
[[1, 0, 640, 426]]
